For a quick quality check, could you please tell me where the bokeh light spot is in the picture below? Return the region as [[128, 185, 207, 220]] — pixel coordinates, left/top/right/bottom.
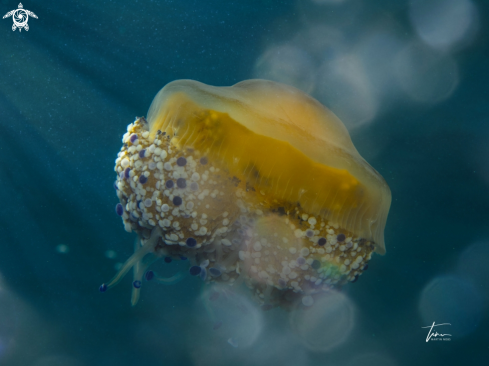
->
[[457, 241, 489, 305], [395, 43, 458, 104], [316, 55, 377, 129], [290, 290, 354, 352], [348, 353, 397, 366], [31, 355, 85, 366], [104, 250, 117, 259], [253, 45, 316, 93], [409, 0, 478, 50], [55, 244, 69, 254], [418, 275, 483, 337], [201, 284, 263, 349]]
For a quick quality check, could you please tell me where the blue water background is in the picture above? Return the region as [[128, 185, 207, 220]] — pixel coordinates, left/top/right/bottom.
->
[[0, 0, 488, 365]]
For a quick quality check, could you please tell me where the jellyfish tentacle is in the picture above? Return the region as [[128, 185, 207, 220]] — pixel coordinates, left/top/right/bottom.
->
[[131, 251, 161, 306], [104, 228, 162, 290], [104, 246, 149, 289], [154, 271, 185, 285]]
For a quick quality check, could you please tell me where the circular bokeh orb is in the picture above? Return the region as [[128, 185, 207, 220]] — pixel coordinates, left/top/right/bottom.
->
[[31, 355, 85, 366], [395, 43, 459, 104], [253, 45, 316, 94], [316, 55, 378, 129], [311, 0, 347, 4], [409, 0, 478, 50], [201, 284, 263, 349], [418, 275, 483, 337], [0, 287, 17, 361], [348, 353, 397, 366], [290, 289, 355, 351], [457, 241, 489, 304], [236, 329, 308, 366]]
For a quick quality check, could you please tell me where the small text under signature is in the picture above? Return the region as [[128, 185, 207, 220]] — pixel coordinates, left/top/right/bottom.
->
[[421, 322, 452, 342]]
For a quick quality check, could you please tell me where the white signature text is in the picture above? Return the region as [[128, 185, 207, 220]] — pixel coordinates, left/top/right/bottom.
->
[[421, 322, 452, 342]]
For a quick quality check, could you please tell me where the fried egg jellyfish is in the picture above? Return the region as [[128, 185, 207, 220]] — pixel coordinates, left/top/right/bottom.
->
[[100, 79, 391, 309]]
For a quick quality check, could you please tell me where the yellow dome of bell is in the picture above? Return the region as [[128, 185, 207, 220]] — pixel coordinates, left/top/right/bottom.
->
[[147, 79, 391, 254]]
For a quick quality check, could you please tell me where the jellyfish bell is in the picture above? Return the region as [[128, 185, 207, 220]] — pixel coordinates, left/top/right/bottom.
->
[[102, 79, 391, 307]]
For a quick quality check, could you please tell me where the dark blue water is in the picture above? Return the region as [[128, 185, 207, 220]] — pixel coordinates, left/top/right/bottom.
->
[[1, 1, 488, 365]]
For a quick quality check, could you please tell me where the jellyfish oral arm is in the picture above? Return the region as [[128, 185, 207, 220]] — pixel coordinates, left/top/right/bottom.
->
[[104, 228, 162, 290]]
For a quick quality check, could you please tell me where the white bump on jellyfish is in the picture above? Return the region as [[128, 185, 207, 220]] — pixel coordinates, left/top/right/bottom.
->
[[395, 42, 459, 104], [200, 284, 263, 349], [55, 244, 69, 254], [457, 241, 489, 304], [252, 45, 316, 94], [315, 54, 378, 129], [418, 275, 483, 337], [409, 0, 478, 51], [290, 290, 355, 352], [347, 353, 398, 366], [31, 355, 85, 366]]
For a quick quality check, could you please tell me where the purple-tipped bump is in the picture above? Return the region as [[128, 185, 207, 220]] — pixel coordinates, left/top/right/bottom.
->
[[189, 266, 201, 276], [133, 280, 142, 289], [115, 203, 123, 216], [145, 271, 154, 281], [99, 284, 107, 292], [186, 237, 197, 248], [177, 178, 186, 188], [173, 196, 182, 206], [177, 157, 187, 166]]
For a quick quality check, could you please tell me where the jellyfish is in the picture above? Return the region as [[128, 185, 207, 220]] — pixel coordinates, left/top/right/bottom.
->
[[101, 79, 391, 307]]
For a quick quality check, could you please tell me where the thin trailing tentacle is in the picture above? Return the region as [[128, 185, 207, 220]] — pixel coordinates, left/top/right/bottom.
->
[[103, 228, 162, 290], [131, 252, 160, 306], [154, 271, 185, 285]]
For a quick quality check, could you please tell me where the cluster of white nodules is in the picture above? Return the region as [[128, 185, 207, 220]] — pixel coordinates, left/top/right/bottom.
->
[[234, 205, 374, 307], [114, 118, 238, 250]]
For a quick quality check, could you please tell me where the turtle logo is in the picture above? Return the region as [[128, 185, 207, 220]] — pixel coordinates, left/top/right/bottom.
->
[[3, 3, 37, 32]]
